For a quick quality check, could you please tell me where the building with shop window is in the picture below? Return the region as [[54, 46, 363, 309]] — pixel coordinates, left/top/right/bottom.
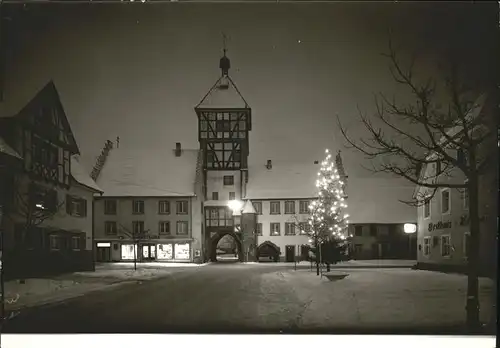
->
[[92, 49, 417, 264], [92, 142, 203, 263], [414, 94, 497, 275], [0, 81, 102, 278]]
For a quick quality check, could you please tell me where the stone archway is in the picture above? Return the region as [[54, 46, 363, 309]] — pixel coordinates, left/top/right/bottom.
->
[[256, 241, 280, 262], [210, 231, 243, 262]]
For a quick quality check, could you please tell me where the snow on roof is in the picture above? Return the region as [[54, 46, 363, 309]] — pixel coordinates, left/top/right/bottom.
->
[[70, 156, 102, 193], [245, 161, 320, 200], [96, 145, 199, 197], [346, 177, 417, 224], [196, 76, 249, 109], [245, 160, 416, 223], [241, 200, 256, 214], [0, 136, 22, 159]]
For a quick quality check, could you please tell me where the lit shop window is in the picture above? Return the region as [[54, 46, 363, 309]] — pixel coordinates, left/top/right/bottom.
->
[[121, 244, 137, 260], [157, 244, 173, 260], [174, 243, 190, 260]]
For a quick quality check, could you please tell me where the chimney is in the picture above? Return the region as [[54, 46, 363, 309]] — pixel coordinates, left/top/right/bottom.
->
[[266, 160, 272, 170], [175, 143, 182, 157]]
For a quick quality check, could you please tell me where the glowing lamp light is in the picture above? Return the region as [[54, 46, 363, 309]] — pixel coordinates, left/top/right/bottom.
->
[[227, 200, 243, 214], [404, 223, 417, 234]]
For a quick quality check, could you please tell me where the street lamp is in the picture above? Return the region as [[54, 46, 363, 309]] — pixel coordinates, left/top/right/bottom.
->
[[404, 223, 417, 259], [227, 199, 243, 215]]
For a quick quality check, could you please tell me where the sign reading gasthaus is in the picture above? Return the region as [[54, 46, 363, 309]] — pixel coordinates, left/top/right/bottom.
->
[[428, 221, 452, 232]]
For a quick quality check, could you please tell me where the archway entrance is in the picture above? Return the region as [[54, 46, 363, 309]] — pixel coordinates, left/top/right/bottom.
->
[[256, 241, 280, 262], [210, 231, 243, 263]]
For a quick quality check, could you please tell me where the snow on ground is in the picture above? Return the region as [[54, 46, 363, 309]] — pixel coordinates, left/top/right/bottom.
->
[[4, 278, 122, 311], [4, 263, 203, 311], [261, 268, 495, 329], [250, 259, 416, 267]]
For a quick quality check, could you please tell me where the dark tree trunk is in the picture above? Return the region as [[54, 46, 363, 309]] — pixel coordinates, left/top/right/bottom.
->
[[466, 174, 481, 332]]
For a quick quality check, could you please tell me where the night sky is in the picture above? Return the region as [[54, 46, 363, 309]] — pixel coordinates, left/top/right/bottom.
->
[[0, 2, 495, 177]]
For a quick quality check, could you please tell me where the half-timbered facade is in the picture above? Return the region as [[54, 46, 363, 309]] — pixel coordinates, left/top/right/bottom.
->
[[0, 81, 102, 279]]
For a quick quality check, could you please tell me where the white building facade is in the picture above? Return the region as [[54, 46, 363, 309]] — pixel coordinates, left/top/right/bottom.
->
[[414, 95, 497, 275]]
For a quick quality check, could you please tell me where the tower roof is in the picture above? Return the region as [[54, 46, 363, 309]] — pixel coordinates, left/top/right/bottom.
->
[[195, 49, 250, 110]]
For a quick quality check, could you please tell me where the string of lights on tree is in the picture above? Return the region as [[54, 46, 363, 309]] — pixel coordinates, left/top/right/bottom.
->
[[307, 149, 349, 243]]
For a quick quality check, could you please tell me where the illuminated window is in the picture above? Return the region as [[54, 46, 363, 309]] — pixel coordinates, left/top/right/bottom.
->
[[174, 243, 190, 260], [121, 244, 137, 260], [441, 235, 451, 257], [157, 244, 173, 260]]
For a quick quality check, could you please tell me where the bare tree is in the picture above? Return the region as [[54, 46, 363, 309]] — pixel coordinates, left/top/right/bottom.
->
[[6, 177, 65, 250], [336, 39, 496, 332], [117, 223, 149, 271]]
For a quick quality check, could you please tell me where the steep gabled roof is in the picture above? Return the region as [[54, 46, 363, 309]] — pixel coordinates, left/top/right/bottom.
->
[[195, 75, 249, 110], [96, 144, 199, 197], [14, 81, 80, 155], [413, 93, 489, 199], [70, 156, 102, 193], [0, 135, 22, 159]]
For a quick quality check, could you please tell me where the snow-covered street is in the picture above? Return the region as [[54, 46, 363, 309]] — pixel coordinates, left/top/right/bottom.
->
[[4, 262, 206, 311], [3, 263, 496, 334]]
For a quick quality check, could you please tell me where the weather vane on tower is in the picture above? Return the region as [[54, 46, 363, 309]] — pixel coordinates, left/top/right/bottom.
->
[[220, 32, 231, 77]]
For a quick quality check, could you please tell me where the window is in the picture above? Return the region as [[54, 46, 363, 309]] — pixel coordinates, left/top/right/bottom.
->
[[157, 244, 173, 260], [270, 223, 280, 236], [132, 200, 144, 214], [216, 120, 230, 132], [298, 223, 309, 235], [299, 201, 309, 214], [370, 224, 377, 237], [441, 189, 450, 214], [270, 201, 280, 214], [253, 201, 262, 215], [463, 183, 469, 210], [174, 243, 190, 260], [105, 221, 117, 235], [354, 244, 363, 254], [176, 221, 188, 235], [132, 221, 144, 235], [423, 199, 431, 219], [30, 185, 58, 213], [464, 232, 470, 259], [212, 192, 219, 200], [66, 195, 87, 217], [256, 223, 262, 236], [285, 201, 295, 214], [49, 235, 62, 251], [423, 237, 431, 256], [229, 192, 236, 200], [159, 221, 170, 234], [435, 160, 441, 176], [176, 201, 188, 214], [121, 244, 137, 260], [441, 235, 451, 257], [285, 223, 296, 235], [355, 226, 363, 236], [223, 175, 234, 186], [71, 236, 81, 250], [104, 200, 117, 215], [158, 200, 170, 214]]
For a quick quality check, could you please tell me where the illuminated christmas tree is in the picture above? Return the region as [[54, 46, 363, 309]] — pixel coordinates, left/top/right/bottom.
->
[[308, 149, 349, 274]]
